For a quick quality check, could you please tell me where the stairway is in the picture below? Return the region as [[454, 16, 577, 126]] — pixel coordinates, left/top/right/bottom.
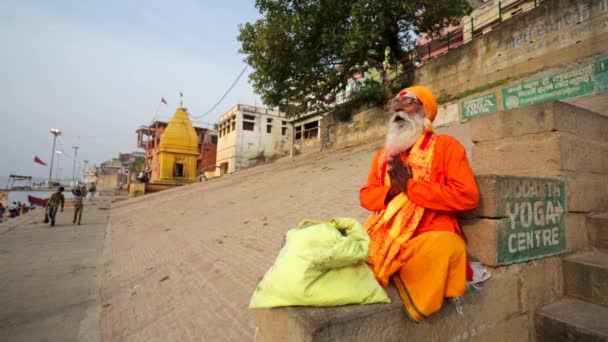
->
[[535, 214, 608, 341]]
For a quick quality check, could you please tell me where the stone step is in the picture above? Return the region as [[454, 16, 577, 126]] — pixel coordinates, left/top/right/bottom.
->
[[587, 212, 608, 251], [470, 100, 608, 143], [563, 251, 608, 307], [535, 298, 608, 341], [471, 131, 608, 176], [254, 258, 563, 341]]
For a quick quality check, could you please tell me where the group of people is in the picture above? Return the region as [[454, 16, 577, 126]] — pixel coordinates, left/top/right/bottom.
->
[[45, 183, 96, 227], [0, 201, 36, 222]]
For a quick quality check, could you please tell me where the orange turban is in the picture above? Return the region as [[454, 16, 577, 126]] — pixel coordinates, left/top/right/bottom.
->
[[396, 86, 438, 122]]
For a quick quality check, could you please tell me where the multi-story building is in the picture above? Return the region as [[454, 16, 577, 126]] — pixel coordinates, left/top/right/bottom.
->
[[136, 113, 218, 180], [215, 104, 292, 176]]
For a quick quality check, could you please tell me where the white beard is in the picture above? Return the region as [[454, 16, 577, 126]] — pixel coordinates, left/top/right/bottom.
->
[[384, 110, 426, 157]]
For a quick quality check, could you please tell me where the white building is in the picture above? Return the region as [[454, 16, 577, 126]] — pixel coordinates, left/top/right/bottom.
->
[[215, 104, 293, 176], [83, 168, 98, 184]]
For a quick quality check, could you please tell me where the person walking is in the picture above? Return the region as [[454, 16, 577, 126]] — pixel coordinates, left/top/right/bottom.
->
[[46, 187, 65, 227], [88, 182, 97, 204], [71, 188, 84, 225]]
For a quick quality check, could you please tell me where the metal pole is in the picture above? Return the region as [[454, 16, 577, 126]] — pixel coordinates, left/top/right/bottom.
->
[[72, 146, 79, 183], [82, 160, 89, 183], [499, 1, 503, 23], [447, 31, 451, 50], [471, 17, 474, 40], [48, 134, 57, 182], [55, 153, 61, 182]]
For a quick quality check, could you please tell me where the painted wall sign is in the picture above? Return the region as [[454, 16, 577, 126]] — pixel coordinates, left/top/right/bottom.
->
[[461, 93, 498, 119], [502, 64, 595, 109], [493, 176, 567, 265]]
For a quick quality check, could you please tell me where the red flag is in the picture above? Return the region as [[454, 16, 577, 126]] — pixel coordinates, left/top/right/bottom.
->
[[34, 156, 47, 166], [161, 97, 168, 104]]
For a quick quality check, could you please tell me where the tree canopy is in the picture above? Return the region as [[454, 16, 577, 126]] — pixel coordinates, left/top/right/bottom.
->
[[238, 0, 472, 117]]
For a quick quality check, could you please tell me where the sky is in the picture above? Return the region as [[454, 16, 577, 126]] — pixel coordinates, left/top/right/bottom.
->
[[0, 0, 262, 180]]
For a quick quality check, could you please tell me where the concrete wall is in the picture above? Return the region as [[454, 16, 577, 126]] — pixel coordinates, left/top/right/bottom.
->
[[325, 107, 390, 148], [199, 143, 217, 173], [415, 0, 608, 99], [216, 105, 293, 175], [97, 174, 125, 190]]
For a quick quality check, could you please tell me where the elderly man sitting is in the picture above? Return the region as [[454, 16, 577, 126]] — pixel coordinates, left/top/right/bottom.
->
[[360, 86, 480, 321]]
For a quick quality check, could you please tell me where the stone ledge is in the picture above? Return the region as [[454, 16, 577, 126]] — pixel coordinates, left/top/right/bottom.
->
[[471, 132, 608, 175], [470, 101, 608, 143], [253, 259, 563, 341]]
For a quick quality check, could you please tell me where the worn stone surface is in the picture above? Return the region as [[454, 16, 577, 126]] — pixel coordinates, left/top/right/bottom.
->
[[255, 266, 524, 342], [471, 132, 608, 175], [470, 101, 608, 143], [566, 213, 589, 253], [567, 93, 608, 117], [535, 299, 608, 342], [587, 212, 608, 251], [462, 218, 502, 266], [519, 257, 564, 313], [415, 0, 608, 101], [436, 122, 473, 158], [0, 196, 115, 342], [466, 314, 530, 342], [563, 251, 608, 307]]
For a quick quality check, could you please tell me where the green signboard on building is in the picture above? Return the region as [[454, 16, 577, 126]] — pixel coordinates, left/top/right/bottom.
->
[[461, 93, 498, 119], [492, 176, 567, 265], [595, 56, 608, 93], [502, 64, 596, 110]]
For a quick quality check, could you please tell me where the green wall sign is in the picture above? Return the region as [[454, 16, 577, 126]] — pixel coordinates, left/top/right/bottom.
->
[[502, 64, 596, 109], [461, 93, 498, 119], [493, 176, 567, 265], [595, 56, 608, 93]]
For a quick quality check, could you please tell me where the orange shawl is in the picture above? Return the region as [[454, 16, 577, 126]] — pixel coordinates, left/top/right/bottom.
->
[[365, 133, 436, 286]]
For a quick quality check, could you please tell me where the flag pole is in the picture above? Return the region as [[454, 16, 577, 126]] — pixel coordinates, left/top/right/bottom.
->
[[152, 101, 162, 123]]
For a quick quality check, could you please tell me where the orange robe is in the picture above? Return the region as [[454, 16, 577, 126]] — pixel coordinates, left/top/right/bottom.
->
[[360, 134, 479, 321]]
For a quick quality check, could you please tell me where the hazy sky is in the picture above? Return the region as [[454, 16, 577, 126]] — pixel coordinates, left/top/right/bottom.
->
[[0, 0, 262, 179]]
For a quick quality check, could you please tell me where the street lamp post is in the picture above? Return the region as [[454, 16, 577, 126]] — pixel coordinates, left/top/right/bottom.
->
[[48, 128, 62, 183], [55, 150, 63, 184], [72, 146, 79, 184], [82, 160, 89, 184]]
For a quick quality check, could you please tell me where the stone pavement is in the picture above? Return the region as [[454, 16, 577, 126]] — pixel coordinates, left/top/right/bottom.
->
[[0, 195, 121, 342], [100, 141, 382, 341]]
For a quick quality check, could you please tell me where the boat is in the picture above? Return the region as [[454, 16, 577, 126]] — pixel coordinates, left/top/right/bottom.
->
[[27, 195, 48, 207]]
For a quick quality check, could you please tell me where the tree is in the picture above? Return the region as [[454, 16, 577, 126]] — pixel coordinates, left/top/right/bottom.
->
[[129, 157, 145, 174], [238, 0, 472, 117]]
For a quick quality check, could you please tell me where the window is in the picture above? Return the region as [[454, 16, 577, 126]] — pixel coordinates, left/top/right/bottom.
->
[[174, 163, 184, 177], [282, 127, 287, 136], [243, 114, 255, 131], [295, 125, 302, 140], [227, 124, 231, 133], [243, 121, 255, 131], [304, 121, 319, 139], [211, 135, 218, 144], [231, 121, 235, 131], [267, 125, 272, 133]]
